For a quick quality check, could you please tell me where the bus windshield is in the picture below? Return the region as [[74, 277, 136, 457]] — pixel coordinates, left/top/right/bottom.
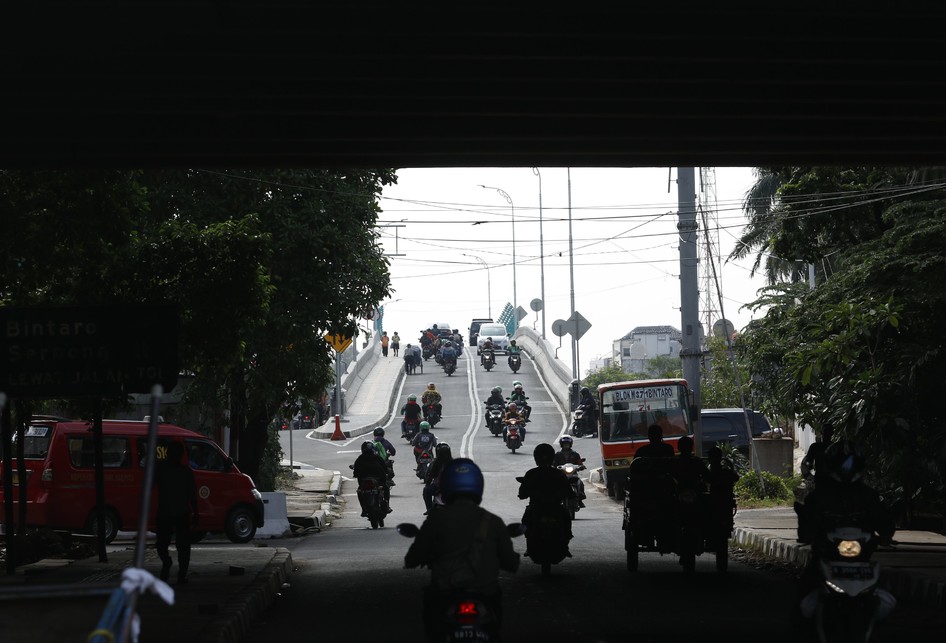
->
[[600, 382, 691, 443]]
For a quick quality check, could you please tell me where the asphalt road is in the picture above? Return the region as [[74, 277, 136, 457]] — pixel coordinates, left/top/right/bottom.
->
[[249, 352, 946, 643]]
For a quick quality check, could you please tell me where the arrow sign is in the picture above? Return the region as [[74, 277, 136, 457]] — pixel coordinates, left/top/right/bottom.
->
[[325, 333, 353, 352]]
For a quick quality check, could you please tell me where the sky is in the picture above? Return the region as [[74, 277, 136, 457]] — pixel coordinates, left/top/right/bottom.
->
[[373, 167, 769, 378]]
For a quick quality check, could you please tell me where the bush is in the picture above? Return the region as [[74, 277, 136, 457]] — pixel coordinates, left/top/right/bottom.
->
[[735, 470, 791, 503]]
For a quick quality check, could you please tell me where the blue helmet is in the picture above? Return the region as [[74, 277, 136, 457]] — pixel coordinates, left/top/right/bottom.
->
[[440, 458, 484, 503]]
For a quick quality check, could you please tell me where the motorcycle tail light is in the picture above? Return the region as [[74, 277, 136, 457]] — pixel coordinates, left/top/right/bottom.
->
[[837, 539, 862, 558], [456, 600, 480, 624]]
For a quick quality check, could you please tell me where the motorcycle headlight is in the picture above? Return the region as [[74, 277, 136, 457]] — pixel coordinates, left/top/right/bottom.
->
[[563, 465, 575, 474], [837, 539, 862, 558]]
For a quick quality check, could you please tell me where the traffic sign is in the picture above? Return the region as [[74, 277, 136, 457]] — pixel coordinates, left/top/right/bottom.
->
[[324, 333, 353, 352], [516, 305, 529, 322], [567, 311, 592, 340], [529, 298, 543, 312], [551, 319, 567, 337]]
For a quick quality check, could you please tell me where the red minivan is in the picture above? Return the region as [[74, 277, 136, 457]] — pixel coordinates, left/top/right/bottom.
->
[[0, 417, 264, 543]]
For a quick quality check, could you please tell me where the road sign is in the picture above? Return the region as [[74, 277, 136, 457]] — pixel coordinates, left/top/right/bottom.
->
[[551, 319, 568, 337], [324, 334, 353, 352], [567, 311, 592, 340], [516, 305, 529, 322], [529, 298, 543, 312]]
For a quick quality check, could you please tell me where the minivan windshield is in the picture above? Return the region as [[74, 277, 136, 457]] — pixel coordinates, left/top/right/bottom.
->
[[479, 324, 507, 338]]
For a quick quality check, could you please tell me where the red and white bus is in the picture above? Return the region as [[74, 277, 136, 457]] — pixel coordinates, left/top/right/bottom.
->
[[595, 378, 695, 497]]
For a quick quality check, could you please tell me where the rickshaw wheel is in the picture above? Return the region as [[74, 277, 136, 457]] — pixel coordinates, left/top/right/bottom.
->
[[625, 530, 639, 572], [715, 547, 728, 573]]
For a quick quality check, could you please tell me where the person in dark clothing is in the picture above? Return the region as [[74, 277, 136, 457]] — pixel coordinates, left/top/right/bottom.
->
[[155, 440, 199, 584], [352, 441, 390, 517], [670, 435, 708, 493], [517, 443, 575, 551], [483, 386, 505, 428], [423, 442, 453, 514], [405, 458, 520, 643], [553, 435, 586, 506], [576, 387, 598, 436], [634, 424, 677, 459]]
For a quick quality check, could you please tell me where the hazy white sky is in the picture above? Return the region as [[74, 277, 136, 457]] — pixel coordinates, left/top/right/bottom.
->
[[375, 167, 769, 378]]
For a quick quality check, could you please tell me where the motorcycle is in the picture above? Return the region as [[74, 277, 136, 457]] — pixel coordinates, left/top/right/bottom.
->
[[508, 352, 521, 373], [570, 408, 586, 437], [354, 474, 389, 529], [800, 521, 895, 643], [424, 403, 441, 427], [415, 448, 434, 480], [443, 356, 457, 376], [402, 417, 420, 441], [396, 522, 523, 642], [482, 349, 495, 372], [514, 485, 571, 576], [422, 343, 435, 361], [504, 419, 523, 453], [485, 404, 505, 437], [558, 459, 586, 519]]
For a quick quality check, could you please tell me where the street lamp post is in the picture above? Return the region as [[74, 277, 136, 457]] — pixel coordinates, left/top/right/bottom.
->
[[463, 254, 491, 318], [532, 167, 546, 339], [479, 184, 516, 330]]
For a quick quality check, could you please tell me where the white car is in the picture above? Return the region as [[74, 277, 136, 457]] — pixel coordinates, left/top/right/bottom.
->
[[476, 323, 510, 355]]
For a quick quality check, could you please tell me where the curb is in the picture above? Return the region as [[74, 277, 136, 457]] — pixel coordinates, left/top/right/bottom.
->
[[201, 548, 293, 643]]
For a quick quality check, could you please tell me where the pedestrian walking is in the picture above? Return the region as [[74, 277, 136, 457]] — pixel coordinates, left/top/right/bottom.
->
[[381, 331, 390, 357], [155, 440, 199, 584], [392, 332, 401, 357]]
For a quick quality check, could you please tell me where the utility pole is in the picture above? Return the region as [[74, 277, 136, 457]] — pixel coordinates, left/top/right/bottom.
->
[[677, 167, 703, 455]]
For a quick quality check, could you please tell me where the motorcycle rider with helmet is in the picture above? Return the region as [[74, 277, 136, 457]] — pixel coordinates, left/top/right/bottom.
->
[[480, 337, 495, 365], [506, 339, 522, 365], [793, 439, 897, 628], [507, 380, 531, 421], [483, 386, 505, 428], [517, 443, 575, 556], [439, 340, 458, 371], [553, 436, 586, 507], [401, 394, 424, 436], [411, 421, 438, 461], [352, 441, 391, 516], [421, 382, 443, 421], [373, 427, 397, 486], [576, 386, 598, 437], [423, 442, 453, 515], [404, 458, 521, 643], [502, 402, 527, 442]]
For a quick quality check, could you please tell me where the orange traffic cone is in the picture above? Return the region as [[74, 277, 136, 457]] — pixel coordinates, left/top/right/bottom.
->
[[331, 414, 345, 440]]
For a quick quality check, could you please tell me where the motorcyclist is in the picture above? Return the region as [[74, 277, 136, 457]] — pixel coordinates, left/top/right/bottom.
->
[[484, 386, 505, 428], [793, 439, 897, 627], [373, 427, 397, 487], [401, 394, 424, 436], [507, 380, 531, 421], [352, 441, 391, 517], [404, 457, 520, 643], [576, 386, 598, 437], [517, 443, 575, 556], [422, 442, 453, 515], [439, 340, 458, 369], [502, 402, 526, 442], [421, 382, 443, 421], [480, 337, 495, 365], [411, 421, 438, 462], [553, 436, 586, 507], [506, 339, 522, 366]]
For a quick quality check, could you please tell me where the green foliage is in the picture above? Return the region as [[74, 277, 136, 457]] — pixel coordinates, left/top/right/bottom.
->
[[255, 422, 285, 492], [735, 470, 791, 503], [582, 363, 639, 390], [644, 354, 682, 379], [700, 335, 751, 409]]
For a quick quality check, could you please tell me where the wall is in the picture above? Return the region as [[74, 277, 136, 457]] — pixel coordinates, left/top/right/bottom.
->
[[513, 326, 576, 412]]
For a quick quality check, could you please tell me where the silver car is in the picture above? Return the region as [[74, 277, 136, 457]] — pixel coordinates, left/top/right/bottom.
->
[[476, 323, 510, 354]]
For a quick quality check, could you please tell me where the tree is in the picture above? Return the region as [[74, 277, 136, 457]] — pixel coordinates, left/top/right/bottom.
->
[[582, 363, 639, 391]]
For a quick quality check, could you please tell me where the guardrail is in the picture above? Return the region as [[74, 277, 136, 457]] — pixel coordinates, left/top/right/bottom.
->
[[512, 326, 575, 411]]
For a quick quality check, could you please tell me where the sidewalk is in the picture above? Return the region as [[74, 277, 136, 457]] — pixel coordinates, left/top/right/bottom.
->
[[1, 348, 944, 642]]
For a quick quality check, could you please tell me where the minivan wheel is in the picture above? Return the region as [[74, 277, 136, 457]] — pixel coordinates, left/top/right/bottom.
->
[[85, 508, 120, 544], [225, 506, 258, 543]]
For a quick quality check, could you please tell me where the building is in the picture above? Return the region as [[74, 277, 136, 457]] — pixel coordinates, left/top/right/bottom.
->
[[612, 325, 683, 374]]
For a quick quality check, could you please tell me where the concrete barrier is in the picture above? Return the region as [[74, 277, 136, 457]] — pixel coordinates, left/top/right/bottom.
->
[[256, 491, 291, 538], [513, 326, 575, 412]]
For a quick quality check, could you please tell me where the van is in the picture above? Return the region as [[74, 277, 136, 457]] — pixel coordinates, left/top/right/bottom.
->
[[699, 408, 773, 457], [0, 418, 264, 543], [468, 318, 494, 346]]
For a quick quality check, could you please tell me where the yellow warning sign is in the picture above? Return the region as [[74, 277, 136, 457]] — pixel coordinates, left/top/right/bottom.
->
[[324, 333, 353, 352]]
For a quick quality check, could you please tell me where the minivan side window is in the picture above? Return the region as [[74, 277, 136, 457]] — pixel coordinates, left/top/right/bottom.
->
[[67, 436, 131, 468], [186, 440, 228, 472]]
